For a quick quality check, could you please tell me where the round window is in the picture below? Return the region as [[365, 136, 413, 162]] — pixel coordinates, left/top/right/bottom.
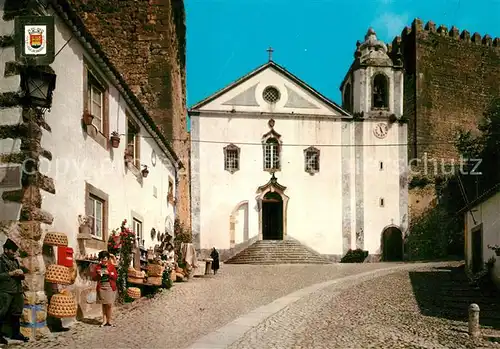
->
[[262, 86, 280, 104]]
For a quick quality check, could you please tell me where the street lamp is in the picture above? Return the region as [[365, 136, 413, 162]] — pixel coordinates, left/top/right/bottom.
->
[[20, 66, 56, 109]]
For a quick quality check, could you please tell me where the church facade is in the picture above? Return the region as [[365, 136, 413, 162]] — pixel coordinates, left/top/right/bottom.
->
[[189, 29, 408, 261]]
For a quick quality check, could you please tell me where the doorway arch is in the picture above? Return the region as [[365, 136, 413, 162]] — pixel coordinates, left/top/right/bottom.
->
[[262, 192, 283, 240], [256, 174, 289, 240], [381, 226, 403, 261]]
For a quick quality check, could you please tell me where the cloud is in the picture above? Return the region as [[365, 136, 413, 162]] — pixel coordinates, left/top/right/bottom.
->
[[373, 12, 409, 39]]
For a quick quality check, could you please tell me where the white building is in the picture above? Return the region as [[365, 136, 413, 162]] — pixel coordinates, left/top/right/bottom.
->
[[189, 29, 409, 261], [464, 190, 500, 288], [0, 4, 181, 255]]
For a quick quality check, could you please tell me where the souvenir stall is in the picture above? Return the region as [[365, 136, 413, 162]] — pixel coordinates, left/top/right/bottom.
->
[[106, 220, 175, 302], [126, 248, 174, 299]]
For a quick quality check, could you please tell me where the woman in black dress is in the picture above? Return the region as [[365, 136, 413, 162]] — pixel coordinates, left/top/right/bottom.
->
[[210, 247, 220, 274]]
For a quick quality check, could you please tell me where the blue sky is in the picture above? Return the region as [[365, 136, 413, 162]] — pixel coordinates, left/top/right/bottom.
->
[[185, 0, 500, 106]]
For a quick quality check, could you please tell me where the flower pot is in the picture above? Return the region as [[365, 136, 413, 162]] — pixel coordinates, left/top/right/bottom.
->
[[110, 135, 120, 148], [82, 113, 94, 126], [142, 169, 149, 178]]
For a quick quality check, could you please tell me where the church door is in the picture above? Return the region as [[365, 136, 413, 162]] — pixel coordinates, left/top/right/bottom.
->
[[262, 192, 283, 240], [381, 227, 403, 261]]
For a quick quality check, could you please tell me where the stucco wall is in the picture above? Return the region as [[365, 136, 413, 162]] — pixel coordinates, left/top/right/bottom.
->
[[0, 10, 177, 254], [192, 112, 405, 256], [465, 192, 500, 270], [69, 0, 191, 232]]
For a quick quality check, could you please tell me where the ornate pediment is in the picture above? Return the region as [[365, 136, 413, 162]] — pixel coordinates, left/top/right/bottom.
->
[[256, 173, 287, 194]]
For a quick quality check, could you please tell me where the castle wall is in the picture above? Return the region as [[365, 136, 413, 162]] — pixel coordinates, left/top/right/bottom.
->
[[392, 19, 500, 223], [402, 19, 500, 164], [69, 0, 191, 232]]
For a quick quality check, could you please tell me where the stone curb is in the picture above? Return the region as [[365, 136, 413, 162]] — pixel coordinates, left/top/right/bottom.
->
[[186, 262, 449, 349]]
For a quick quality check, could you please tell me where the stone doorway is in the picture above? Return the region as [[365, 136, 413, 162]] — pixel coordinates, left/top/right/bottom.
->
[[262, 192, 283, 240], [256, 174, 289, 241], [381, 226, 403, 261]]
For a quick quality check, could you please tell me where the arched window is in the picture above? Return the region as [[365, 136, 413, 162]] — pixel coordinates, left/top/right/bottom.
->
[[372, 74, 389, 109], [304, 146, 320, 174], [263, 137, 280, 171], [343, 83, 352, 112], [223, 143, 240, 174]]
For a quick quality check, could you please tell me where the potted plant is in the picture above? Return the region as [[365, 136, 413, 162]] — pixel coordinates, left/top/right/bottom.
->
[[141, 165, 149, 178], [110, 131, 121, 148], [488, 244, 500, 257], [82, 110, 94, 126]]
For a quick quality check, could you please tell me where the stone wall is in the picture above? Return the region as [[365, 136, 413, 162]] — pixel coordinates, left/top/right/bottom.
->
[[398, 19, 500, 162], [69, 0, 191, 231], [391, 19, 500, 226], [0, 1, 57, 339]]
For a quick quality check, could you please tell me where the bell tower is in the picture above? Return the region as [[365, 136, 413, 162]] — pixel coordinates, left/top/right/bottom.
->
[[340, 28, 404, 119]]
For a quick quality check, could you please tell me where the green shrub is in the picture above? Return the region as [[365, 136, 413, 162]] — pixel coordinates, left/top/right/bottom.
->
[[340, 249, 368, 263]]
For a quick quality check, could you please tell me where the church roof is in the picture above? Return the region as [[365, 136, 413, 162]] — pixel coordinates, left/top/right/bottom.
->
[[189, 61, 349, 116]]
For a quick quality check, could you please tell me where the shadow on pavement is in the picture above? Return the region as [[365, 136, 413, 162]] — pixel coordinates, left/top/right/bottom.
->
[[409, 264, 500, 330]]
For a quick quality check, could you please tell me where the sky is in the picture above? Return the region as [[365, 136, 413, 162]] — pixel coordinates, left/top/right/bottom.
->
[[185, 0, 500, 107]]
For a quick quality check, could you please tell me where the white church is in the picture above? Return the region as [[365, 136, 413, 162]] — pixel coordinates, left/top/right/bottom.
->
[[189, 29, 409, 262]]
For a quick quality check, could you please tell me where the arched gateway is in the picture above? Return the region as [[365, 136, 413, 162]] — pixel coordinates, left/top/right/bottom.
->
[[381, 226, 404, 261]]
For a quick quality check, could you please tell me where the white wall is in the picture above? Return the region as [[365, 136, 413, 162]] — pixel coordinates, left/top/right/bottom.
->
[[465, 192, 500, 279], [0, 10, 177, 254], [362, 120, 404, 253], [194, 113, 343, 255], [192, 114, 406, 255], [191, 61, 407, 257]]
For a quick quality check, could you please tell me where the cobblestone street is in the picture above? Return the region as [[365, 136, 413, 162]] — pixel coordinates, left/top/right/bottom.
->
[[8, 263, 395, 349], [9, 261, 496, 349], [226, 262, 498, 349]]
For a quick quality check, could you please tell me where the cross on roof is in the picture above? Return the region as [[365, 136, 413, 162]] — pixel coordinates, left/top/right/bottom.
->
[[266, 47, 274, 62]]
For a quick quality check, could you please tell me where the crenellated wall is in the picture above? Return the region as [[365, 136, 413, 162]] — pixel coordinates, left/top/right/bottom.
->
[[388, 18, 500, 163], [380, 18, 500, 224]]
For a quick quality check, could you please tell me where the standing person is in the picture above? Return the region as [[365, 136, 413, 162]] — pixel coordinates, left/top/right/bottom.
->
[[210, 247, 220, 275], [91, 251, 117, 327], [0, 239, 29, 344]]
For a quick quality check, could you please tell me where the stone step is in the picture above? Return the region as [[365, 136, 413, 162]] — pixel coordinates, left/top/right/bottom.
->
[[224, 239, 331, 265]]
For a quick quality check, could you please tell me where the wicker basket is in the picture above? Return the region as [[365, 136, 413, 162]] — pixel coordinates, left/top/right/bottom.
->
[[127, 269, 144, 278], [147, 276, 162, 286], [47, 292, 77, 318], [127, 287, 141, 299], [147, 264, 164, 277], [43, 232, 68, 247], [127, 276, 144, 284], [45, 265, 72, 285]]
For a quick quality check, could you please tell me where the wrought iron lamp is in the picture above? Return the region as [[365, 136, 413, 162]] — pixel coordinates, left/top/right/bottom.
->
[[20, 66, 56, 109]]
